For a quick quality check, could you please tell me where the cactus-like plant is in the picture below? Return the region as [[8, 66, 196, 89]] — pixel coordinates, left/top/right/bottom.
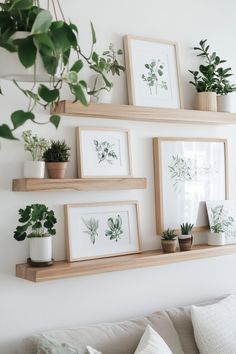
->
[[43, 140, 71, 162], [162, 228, 177, 240], [180, 222, 194, 235]]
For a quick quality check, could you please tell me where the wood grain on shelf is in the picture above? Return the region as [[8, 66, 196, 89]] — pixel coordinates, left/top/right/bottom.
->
[[16, 244, 236, 282], [12, 178, 147, 192], [54, 101, 236, 125]]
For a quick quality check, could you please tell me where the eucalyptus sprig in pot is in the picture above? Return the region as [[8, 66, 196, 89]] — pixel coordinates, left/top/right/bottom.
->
[[43, 140, 71, 179], [13, 204, 57, 264], [22, 130, 49, 178], [161, 228, 178, 253], [179, 222, 194, 251]]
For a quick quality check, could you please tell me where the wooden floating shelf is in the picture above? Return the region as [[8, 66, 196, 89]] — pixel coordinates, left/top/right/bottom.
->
[[16, 244, 236, 282], [12, 178, 147, 192], [54, 101, 236, 125]]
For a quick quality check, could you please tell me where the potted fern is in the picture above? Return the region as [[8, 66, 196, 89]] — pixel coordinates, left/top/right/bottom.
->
[[179, 222, 194, 251], [161, 229, 178, 253], [208, 223, 225, 246], [43, 140, 71, 179], [13, 204, 57, 264], [22, 130, 49, 178]]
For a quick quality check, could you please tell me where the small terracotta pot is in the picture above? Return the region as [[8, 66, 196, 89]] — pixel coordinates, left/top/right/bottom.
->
[[195, 92, 217, 112], [46, 162, 67, 179], [178, 235, 193, 252], [161, 239, 177, 253]]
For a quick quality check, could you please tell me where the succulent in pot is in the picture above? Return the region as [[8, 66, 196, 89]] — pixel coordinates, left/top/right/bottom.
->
[[43, 139, 71, 179], [208, 223, 225, 246], [179, 222, 194, 252], [22, 130, 49, 178], [13, 204, 57, 264], [161, 228, 178, 253]]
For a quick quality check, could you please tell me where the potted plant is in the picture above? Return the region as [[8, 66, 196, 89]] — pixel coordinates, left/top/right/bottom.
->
[[189, 39, 235, 112], [208, 223, 225, 246], [13, 204, 57, 264], [161, 228, 178, 253], [0, 0, 124, 140], [179, 222, 194, 251], [216, 71, 236, 113], [43, 140, 71, 179], [22, 130, 49, 178]]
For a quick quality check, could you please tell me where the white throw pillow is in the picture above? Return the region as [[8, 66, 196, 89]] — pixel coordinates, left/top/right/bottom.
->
[[191, 294, 236, 354], [134, 325, 173, 354]]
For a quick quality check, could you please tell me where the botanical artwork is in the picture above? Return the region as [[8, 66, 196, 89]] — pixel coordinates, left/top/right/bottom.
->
[[154, 138, 227, 233], [93, 140, 118, 164], [207, 201, 236, 244], [141, 59, 168, 95], [65, 202, 140, 261]]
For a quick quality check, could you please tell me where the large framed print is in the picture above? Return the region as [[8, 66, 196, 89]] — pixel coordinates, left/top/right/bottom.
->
[[153, 137, 228, 234], [76, 127, 132, 178], [64, 201, 142, 261], [124, 35, 183, 108], [206, 200, 236, 244]]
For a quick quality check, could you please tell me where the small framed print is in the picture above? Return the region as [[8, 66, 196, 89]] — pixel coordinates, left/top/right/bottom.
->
[[76, 127, 132, 178], [153, 137, 228, 234], [124, 35, 183, 108], [64, 201, 142, 262], [206, 200, 236, 244]]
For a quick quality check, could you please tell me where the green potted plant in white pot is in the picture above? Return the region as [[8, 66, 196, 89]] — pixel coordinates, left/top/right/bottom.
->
[[161, 228, 178, 253], [179, 222, 194, 251], [43, 140, 71, 179], [13, 204, 57, 264], [22, 130, 49, 178], [208, 223, 225, 246], [216, 73, 236, 113]]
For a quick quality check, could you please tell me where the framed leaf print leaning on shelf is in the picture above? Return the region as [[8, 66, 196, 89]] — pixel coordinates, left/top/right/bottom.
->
[[76, 127, 132, 178], [124, 35, 183, 108], [153, 137, 228, 234], [64, 201, 142, 261]]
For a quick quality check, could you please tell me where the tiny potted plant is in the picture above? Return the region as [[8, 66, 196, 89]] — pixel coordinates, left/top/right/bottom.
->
[[22, 130, 49, 179], [216, 72, 236, 113], [161, 228, 178, 253], [13, 204, 57, 264], [179, 222, 194, 251], [208, 223, 225, 246], [189, 39, 235, 112], [43, 140, 71, 179]]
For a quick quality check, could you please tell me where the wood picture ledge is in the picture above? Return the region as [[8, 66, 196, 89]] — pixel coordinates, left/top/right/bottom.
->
[[16, 244, 236, 282], [54, 101, 236, 125]]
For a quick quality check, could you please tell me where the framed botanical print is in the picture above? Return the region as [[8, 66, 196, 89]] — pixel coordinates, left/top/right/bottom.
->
[[153, 137, 228, 234], [64, 201, 142, 261], [206, 200, 236, 244], [124, 35, 183, 108], [76, 127, 132, 178]]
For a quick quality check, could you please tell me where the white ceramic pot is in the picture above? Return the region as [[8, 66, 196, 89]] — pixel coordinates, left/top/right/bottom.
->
[[208, 232, 225, 246], [24, 161, 45, 178], [29, 236, 52, 262], [0, 32, 51, 82], [217, 94, 236, 113]]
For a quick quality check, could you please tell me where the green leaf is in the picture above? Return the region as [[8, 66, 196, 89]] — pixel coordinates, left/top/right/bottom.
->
[[34, 33, 55, 51], [41, 54, 58, 75], [11, 110, 34, 129], [0, 124, 17, 140], [16, 36, 37, 68], [9, 0, 33, 10], [71, 84, 88, 106], [70, 59, 83, 73], [31, 10, 52, 34], [50, 115, 61, 129], [38, 85, 59, 103], [90, 21, 96, 44], [92, 51, 99, 64]]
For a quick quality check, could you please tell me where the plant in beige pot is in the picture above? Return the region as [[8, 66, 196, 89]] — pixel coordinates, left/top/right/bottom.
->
[[13, 204, 57, 264], [43, 140, 71, 179], [189, 39, 233, 112], [179, 222, 194, 251], [208, 223, 225, 246], [22, 130, 49, 178], [161, 229, 178, 253]]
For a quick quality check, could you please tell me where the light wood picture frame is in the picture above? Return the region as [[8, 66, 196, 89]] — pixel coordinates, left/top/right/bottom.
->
[[76, 126, 133, 178], [124, 35, 183, 109], [153, 137, 228, 235], [64, 201, 142, 262]]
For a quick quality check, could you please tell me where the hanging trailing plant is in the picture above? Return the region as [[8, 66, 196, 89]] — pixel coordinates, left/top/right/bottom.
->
[[0, 0, 125, 140]]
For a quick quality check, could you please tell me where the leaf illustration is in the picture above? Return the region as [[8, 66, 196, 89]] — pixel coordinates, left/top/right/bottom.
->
[[105, 214, 123, 242], [82, 217, 99, 244]]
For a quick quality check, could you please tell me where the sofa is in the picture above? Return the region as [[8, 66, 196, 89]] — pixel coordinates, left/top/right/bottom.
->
[[17, 297, 225, 354]]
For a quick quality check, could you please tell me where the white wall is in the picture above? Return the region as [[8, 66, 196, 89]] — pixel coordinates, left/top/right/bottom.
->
[[1, 0, 236, 347]]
